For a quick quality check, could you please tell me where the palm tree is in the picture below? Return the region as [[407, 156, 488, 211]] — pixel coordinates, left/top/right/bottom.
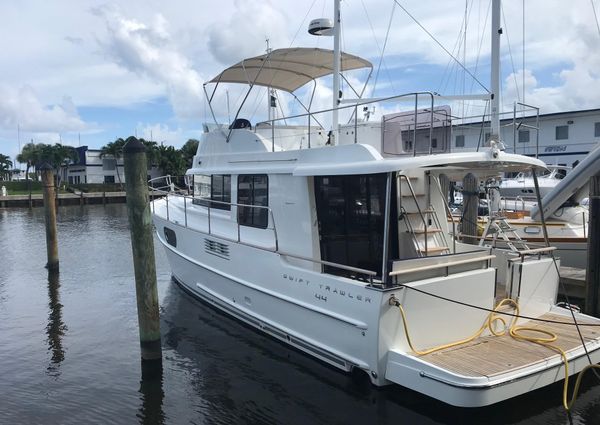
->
[[180, 139, 199, 168], [16, 142, 40, 182], [100, 139, 126, 187], [48, 144, 79, 187], [0, 154, 13, 180]]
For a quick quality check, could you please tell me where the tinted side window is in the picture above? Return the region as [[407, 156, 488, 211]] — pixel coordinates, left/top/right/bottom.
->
[[238, 175, 268, 228]]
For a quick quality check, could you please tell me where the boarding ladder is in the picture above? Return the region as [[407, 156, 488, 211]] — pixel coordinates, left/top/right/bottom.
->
[[398, 174, 450, 257], [479, 216, 529, 251]]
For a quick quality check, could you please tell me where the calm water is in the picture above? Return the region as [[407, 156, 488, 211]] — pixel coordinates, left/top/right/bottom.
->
[[1, 204, 600, 425]]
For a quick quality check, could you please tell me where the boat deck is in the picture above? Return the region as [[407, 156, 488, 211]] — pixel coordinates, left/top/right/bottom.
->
[[421, 312, 600, 377]]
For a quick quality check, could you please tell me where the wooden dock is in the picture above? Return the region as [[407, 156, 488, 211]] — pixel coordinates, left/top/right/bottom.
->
[[0, 190, 162, 207]]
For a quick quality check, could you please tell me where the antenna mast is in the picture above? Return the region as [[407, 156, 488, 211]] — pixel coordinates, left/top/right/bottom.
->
[[490, 0, 501, 145]]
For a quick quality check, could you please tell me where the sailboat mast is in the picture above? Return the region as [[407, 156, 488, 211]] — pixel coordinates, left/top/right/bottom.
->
[[490, 0, 501, 145], [332, 0, 341, 145]]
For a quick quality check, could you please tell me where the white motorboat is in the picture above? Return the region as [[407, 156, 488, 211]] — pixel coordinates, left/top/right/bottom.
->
[[151, 0, 600, 408], [499, 165, 569, 200]]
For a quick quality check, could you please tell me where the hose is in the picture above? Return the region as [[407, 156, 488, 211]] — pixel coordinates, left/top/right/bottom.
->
[[391, 297, 600, 411]]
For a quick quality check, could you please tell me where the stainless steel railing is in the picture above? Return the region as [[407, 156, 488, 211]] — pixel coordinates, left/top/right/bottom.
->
[[148, 175, 377, 282]]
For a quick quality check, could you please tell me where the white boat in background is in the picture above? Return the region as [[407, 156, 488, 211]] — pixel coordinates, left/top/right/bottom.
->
[[151, 0, 600, 409], [499, 165, 569, 199], [480, 146, 600, 268]]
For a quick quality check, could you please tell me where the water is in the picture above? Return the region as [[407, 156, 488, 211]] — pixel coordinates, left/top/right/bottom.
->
[[1, 204, 599, 425]]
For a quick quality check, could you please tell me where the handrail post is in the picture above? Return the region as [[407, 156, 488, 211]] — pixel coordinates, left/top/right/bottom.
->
[[207, 204, 211, 234], [166, 194, 169, 221], [308, 114, 311, 148], [272, 118, 275, 152], [413, 94, 418, 156], [270, 209, 279, 252], [429, 93, 434, 155], [354, 104, 358, 144], [184, 196, 188, 228]]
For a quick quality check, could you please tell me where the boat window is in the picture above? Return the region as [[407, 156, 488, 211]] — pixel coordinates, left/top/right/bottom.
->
[[556, 125, 569, 140], [455, 135, 465, 147], [238, 175, 268, 229], [518, 130, 530, 143], [192, 174, 231, 210], [595, 122, 600, 138], [315, 173, 394, 278], [211, 175, 231, 210]]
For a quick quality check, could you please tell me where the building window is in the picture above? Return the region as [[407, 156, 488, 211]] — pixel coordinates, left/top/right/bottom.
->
[[104, 175, 115, 184], [518, 130, 530, 143], [455, 135, 465, 147], [238, 175, 268, 229], [595, 122, 600, 137], [431, 138, 438, 149], [556, 125, 569, 140], [102, 158, 116, 171], [192, 174, 231, 210]]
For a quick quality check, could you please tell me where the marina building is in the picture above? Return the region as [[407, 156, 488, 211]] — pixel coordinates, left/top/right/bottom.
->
[[452, 107, 600, 166]]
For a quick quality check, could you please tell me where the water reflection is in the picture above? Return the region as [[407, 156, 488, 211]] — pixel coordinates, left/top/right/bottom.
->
[[138, 361, 165, 425], [46, 270, 66, 376]]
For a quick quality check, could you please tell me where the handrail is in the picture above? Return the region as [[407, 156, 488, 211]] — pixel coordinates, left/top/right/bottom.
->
[[253, 91, 437, 153], [431, 175, 456, 253], [511, 246, 556, 257], [398, 174, 428, 255], [279, 251, 376, 280], [389, 255, 495, 277], [150, 179, 370, 280]]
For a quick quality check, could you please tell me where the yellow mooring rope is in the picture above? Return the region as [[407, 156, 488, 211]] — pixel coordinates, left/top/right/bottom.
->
[[392, 297, 600, 411]]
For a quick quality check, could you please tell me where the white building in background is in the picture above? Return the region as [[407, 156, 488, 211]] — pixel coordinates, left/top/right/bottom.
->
[[453, 108, 600, 166], [66, 146, 161, 185]]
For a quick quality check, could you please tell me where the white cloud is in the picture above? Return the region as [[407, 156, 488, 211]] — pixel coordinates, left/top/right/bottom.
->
[[207, 0, 290, 65], [95, 6, 205, 119], [0, 85, 86, 133]]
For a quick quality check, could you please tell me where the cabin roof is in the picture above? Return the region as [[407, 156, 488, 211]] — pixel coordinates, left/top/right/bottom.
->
[[207, 47, 372, 93], [189, 143, 546, 178]]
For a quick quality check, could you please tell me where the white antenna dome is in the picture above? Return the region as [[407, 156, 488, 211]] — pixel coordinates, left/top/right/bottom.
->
[[308, 18, 334, 36]]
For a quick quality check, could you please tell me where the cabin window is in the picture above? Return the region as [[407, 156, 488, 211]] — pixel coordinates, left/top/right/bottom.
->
[[238, 175, 268, 228], [556, 125, 569, 140], [104, 175, 115, 184], [314, 173, 395, 278], [595, 122, 600, 137], [455, 135, 465, 147], [518, 130, 530, 143], [193, 174, 231, 210]]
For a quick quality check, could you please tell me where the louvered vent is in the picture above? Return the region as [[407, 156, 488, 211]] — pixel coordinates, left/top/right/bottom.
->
[[204, 239, 230, 259]]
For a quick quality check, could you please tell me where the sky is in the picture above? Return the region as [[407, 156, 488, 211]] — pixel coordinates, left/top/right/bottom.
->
[[1, 0, 600, 166]]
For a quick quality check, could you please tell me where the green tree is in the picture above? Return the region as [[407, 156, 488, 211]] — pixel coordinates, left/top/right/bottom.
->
[[180, 139, 199, 169], [0, 153, 13, 180], [156, 144, 186, 176], [17, 142, 43, 181], [100, 138, 126, 187]]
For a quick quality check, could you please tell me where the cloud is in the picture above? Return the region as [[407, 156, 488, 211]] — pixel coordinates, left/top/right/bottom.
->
[[503, 18, 600, 114], [207, 0, 290, 65], [0, 85, 86, 133], [95, 6, 204, 119]]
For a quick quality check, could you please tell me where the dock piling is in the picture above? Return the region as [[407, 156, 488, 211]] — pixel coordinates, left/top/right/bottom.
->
[[41, 164, 59, 271], [124, 137, 162, 363], [585, 174, 600, 316]]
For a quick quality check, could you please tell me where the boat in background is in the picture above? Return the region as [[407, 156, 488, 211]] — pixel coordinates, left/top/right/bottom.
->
[[499, 164, 569, 200]]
